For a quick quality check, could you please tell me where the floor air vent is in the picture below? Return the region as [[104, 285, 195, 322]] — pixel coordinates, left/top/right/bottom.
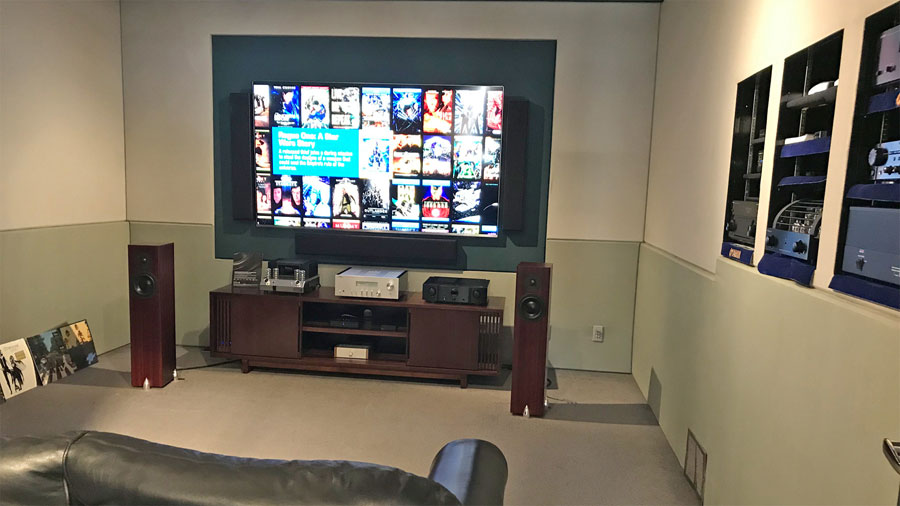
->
[[684, 429, 707, 503]]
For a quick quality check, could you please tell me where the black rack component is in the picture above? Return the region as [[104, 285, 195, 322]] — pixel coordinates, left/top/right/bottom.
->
[[830, 2, 900, 309], [295, 228, 459, 268], [784, 86, 838, 109]]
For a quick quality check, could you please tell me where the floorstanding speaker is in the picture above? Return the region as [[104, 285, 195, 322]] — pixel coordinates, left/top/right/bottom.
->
[[510, 262, 552, 417], [128, 243, 176, 388]]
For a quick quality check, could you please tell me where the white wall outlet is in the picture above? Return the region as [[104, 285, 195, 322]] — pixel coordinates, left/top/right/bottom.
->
[[592, 325, 605, 342]]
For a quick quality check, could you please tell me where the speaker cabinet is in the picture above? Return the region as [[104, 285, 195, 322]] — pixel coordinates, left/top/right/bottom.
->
[[500, 97, 529, 231], [510, 262, 552, 417], [230, 92, 253, 221], [128, 243, 176, 388]]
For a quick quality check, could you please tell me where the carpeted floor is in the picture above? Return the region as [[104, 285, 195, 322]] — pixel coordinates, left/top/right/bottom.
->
[[0, 345, 698, 505]]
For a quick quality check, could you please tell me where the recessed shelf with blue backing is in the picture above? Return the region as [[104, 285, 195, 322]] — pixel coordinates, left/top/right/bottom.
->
[[721, 67, 771, 255], [829, 275, 900, 309], [777, 175, 828, 188], [847, 183, 900, 202], [779, 136, 831, 158], [763, 31, 841, 284], [721, 242, 755, 266], [831, 5, 899, 310], [867, 88, 900, 115]]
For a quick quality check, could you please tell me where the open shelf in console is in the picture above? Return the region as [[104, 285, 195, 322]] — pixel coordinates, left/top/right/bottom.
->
[[301, 330, 408, 360]]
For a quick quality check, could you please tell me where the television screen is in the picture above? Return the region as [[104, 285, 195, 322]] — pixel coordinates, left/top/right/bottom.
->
[[252, 82, 503, 237]]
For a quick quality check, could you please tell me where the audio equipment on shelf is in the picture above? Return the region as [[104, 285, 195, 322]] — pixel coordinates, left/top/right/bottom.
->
[[765, 199, 823, 261], [875, 25, 900, 86], [128, 243, 176, 388], [510, 262, 552, 418], [422, 277, 490, 306], [869, 140, 900, 181], [334, 344, 370, 360], [842, 207, 900, 286], [335, 268, 407, 300], [260, 258, 320, 294], [727, 200, 758, 246]]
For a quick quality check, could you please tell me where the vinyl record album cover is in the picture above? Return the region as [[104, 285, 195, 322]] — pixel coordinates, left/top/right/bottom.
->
[[61, 320, 99, 371], [0, 339, 39, 398], [26, 330, 76, 385]]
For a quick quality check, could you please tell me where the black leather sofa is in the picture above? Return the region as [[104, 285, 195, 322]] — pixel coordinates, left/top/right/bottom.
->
[[0, 431, 507, 505]]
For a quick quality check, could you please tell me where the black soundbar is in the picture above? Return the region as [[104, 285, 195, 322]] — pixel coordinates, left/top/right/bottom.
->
[[295, 230, 459, 267], [230, 92, 253, 221], [501, 97, 529, 231]]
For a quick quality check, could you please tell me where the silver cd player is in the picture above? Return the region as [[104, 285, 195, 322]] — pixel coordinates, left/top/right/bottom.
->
[[335, 268, 408, 300]]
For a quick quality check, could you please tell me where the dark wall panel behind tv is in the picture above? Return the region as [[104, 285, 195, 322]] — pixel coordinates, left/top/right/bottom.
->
[[212, 35, 556, 272]]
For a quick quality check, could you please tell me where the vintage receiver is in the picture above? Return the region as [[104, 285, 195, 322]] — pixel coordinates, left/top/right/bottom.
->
[[423, 277, 490, 306], [842, 207, 900, 286], [726, 200, 758, 246], [870, 140, 900, 181], [260, 258, 320, 294], [335, 268, 407, 300], [765, 200, 823, 261], [875, 25, 900, 86]]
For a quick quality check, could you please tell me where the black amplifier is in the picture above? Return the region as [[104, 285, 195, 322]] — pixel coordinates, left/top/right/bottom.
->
[[271, 258, 318, 278], [423, 277, 489, 306]]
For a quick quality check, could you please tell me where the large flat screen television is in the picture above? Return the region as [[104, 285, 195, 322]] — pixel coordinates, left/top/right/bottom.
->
[[252, 82, 503, 237]]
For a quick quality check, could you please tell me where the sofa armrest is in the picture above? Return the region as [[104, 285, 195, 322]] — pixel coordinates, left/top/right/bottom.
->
[[428, 439, 508, 506]]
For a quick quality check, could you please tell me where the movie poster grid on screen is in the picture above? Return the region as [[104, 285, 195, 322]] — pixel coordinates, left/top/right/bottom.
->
[[252, 82, 503, 236]]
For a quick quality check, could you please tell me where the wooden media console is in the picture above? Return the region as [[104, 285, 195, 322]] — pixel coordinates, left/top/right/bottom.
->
[[209, 285, 503, 387]]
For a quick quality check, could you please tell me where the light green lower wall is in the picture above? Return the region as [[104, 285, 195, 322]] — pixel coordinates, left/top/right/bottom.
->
[[546, 240, 638, 373], [128, 222, 639, 372], [0, 222, 131, 354], [632, 243, 900, 505]]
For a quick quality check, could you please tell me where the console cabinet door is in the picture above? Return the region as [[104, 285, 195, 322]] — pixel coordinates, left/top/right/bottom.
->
[[408, 308, 478, 370], [229, 294, 300, 359]]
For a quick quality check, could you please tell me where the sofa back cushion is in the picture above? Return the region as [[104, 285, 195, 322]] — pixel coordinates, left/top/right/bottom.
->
[[0, 433, 73, 505], [64, 432, 461, 505]]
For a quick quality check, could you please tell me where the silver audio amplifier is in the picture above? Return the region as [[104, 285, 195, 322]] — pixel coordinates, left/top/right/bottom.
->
[[875, 25, 899, 86], [765, 200, 823, 261], [727, 200, 758, 245], [842, 207, 900, 286], [260, 267, 320, 294], [335, 268, 407, 300], [870, 140, 900, 181]]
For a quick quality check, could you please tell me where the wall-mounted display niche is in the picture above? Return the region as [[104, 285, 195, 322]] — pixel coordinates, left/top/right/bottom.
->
[[758, 31, 843, 286], [722, 67, 772, 266], [830, 3, 900, 310]]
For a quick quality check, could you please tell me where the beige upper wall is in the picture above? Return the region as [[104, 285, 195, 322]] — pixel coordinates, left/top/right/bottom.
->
[[120, 0, 660, 242], [0, 0, 126, 231], [644, 0, 893, 283]]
